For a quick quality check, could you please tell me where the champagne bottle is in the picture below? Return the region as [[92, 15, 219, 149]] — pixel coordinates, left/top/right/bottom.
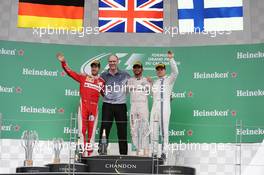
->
[[101, 129, 107, 155]]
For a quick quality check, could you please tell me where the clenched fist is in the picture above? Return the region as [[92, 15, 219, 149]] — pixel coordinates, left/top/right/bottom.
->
[[56, 52, 65, 62], [167, 51, 174, 60]]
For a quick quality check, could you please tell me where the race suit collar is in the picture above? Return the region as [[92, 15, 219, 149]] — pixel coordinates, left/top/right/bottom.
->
[[159, 75, 167, 80]]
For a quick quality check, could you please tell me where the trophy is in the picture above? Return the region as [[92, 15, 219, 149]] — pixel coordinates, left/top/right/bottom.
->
[[52, 138, 63, 164], [134, 114, 151, 156], [151, 113, 160, 157], [21, 130, 38, 166]]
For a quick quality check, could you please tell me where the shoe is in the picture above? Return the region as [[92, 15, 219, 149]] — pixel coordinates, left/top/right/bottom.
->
[[152, 153, 158, 158], [98, 144, 102, 155], [82, 151, 88, 157], [88, 150, 93, 157], [160, 153, 166, 162], [144, 149, 149, 157]]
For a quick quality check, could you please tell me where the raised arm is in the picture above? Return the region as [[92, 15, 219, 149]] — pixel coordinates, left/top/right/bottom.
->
[[168, 51, 179, 84], [56, 53, 83, 82]]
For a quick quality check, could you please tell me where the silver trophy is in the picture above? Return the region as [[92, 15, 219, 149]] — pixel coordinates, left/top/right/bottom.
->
[[52, 138, 63, 164], [134, 114, 150, 156], [151, 113, 160, 157], [21, 130, 38, 166]]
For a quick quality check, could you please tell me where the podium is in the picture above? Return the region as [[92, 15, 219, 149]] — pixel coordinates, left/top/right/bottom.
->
[[80, 155, 163, 174], [16, 166, 49, 173], [156, 165, 196, 175], [80, 155, 196, 174], [15, 155, 196, 174], [45, 163, 88, 172]]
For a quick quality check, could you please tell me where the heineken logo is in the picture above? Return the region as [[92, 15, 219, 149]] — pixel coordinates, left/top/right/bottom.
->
[[65, 89, 80, 97], [0, 85, 14, 93], [0, 86, 23, 94], [169, 129, 194, 137], [63, 127, 78, 134], [171, 91, 193, 99], [237, 89, 264, 97], [0, 48, 16, 56], [1, 124, 21, 132], [237, 128, 264, 136], [20, 106, 58, 114], [237, 51, 264, 60], [1, 124, 12, 131], [169, 129, 185, 136], [22, 68, 58, 77], [193, 109, 230, 117], [193, 109, 238, 117], [171, 91, 186, 98], [193, 72, 229, 79]]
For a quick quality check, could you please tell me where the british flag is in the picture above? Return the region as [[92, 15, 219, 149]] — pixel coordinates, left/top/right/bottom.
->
[[98, 0, 163, 33]]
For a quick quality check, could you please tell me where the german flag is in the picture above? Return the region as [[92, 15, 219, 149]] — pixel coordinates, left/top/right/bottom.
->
[[17, 0, 84, 30]]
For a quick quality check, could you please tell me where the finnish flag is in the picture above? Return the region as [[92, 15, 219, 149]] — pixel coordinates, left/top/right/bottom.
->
[[177, 0, 243, 32]]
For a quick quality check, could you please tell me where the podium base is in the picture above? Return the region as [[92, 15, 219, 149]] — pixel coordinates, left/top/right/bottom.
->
[[16, 166, 49, 173], [80, 155, 163, 174], [15, 157, 195, 174], [45, 163, 88, 172]]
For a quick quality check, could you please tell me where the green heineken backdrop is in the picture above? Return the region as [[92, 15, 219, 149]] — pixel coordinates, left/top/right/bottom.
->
[[0, 40, 264, 143]]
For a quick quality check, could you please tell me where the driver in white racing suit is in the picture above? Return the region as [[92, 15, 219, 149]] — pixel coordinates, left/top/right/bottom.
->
[[150, 51, 179, 161], [127, 61, 151, 156]]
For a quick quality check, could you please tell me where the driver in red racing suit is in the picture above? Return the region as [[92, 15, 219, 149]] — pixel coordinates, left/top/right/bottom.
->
[[56, 53, 105, 157]]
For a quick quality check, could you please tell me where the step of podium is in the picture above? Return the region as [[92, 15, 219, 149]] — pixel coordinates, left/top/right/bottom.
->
[[80, 155, 195, 174], [45, 163, 88, 172], [80, 155, 164, 174], [156, 165, 196, 175], [14, 155, 195, 174], [16, 166, 49, 173]]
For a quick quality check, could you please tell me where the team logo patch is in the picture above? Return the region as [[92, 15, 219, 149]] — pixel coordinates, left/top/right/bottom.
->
[[86, 76, 94, 82], [89, 115, 95, 121]]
